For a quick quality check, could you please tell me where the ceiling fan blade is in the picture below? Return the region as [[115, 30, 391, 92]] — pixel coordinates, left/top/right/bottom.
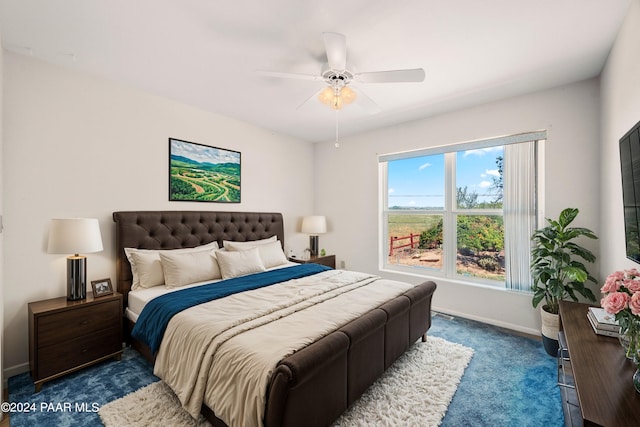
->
[[350, 86, 382, 114], [355, 68, 426, 83], [296, 88, 325, 110], [256, 70, 322, 81], [322, 32, 347, 72]]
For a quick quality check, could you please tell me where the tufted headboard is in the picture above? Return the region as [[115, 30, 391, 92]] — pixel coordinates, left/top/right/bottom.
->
[[112, 211, 285, 309]]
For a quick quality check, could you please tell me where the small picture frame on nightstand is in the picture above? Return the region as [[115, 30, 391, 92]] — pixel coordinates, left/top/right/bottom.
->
[[91, 278, 113, 297]]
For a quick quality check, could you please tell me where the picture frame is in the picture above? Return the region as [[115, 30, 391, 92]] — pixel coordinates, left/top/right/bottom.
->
[[169, 138, 241, 203], [91, 278, 114, 298]]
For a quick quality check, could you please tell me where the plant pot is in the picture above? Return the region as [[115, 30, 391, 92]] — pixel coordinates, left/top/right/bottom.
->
[[540, 305, 559, 357]]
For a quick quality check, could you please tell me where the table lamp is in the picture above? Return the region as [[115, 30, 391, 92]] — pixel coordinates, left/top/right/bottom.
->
[[301, 216, 327, 257], [47, 218, 104, 300]]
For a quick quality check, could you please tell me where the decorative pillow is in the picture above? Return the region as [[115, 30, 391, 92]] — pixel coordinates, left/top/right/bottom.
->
[[224, 240, 288, 269], [125, 241, 219, 290], [222, 235, 277, 250], [160, 249, 222, 288], [215, 247, 266, 279]]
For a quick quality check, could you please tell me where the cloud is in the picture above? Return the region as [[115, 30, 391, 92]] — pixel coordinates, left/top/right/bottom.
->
[[478, 180, 492, 188], [389, 188, 395, 194], [463, 146, 503, 157], [418, 162, 431, 170], [171, 139, 240, 164], [485, 168, 500, 177]]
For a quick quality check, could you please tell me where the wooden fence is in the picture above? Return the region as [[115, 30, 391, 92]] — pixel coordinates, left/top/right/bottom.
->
[[388, 233, 419, 256]]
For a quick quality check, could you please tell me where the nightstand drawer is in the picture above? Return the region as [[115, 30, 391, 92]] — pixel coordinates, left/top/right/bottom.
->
[[37, 299, 120, 347], [29, 292, 123, 391], [289, 255, 336, 268], [312, 255, 336, 268], [37, 327, 122, 379]]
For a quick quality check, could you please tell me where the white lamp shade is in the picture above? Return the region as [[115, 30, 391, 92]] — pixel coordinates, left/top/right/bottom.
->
[[301, 216, 327, 235], [47, 218, 104, 254]]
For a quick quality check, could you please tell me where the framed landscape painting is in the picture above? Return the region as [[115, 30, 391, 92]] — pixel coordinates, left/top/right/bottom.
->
[[169, 138, 241, 203]]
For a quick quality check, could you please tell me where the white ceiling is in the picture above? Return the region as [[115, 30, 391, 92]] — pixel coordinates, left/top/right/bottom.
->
[[0, 0, 632, 142]]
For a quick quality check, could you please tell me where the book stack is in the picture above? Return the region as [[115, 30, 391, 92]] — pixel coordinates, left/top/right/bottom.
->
[[587, 307, 619, 337]]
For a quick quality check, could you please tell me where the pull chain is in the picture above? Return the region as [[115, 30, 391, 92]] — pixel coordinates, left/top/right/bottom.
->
[[335, 110, 340, 148]]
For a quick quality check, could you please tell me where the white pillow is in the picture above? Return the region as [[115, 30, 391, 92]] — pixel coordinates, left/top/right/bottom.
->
[[128, 251, 165, 289], [222, 235, 276, 250], [256, 241, 289, 268], [125, 241, 219, 290], [224, 240, 288, 268], [215, 247, 266, 279], [160, 249, 222, 288]]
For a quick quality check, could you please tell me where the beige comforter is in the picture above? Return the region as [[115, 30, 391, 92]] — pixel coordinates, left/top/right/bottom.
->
[[153, 268, 415, 427]]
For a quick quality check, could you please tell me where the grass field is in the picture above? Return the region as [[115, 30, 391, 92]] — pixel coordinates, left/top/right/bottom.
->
[[388, 214, 441, 238], [170, 163, 240, 202], [386, 213, 505, 282]]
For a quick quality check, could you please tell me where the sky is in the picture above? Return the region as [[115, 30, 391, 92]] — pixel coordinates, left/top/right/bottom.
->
[[170, 138, 240, 165], [388, 146, 503, 209]]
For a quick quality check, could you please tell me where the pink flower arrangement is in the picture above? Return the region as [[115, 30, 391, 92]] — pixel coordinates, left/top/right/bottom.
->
[[601, 268, 640, 360], [601, 268, 640, 314]]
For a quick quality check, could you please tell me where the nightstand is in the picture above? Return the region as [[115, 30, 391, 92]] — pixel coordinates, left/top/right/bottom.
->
[[289, 254, 336, 269], [28, 292, 123, 392]]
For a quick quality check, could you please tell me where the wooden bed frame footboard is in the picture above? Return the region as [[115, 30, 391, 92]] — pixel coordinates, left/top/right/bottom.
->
[[113, 211, 436, 427], [264, 280, 436, 427]]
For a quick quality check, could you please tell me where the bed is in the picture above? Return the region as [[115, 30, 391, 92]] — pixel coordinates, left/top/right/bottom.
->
[[113, 210, 437, 427]]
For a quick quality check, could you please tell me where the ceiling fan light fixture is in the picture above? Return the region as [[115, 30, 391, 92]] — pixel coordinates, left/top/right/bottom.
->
[[318, 85, 355, 110], [330, 93, 343, 110], [318, 87, 334, 105], [341, 86, 356, 104], [318, 87, 344, 110]]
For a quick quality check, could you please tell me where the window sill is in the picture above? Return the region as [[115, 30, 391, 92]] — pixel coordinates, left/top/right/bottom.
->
[[380, 264, 527, 294]]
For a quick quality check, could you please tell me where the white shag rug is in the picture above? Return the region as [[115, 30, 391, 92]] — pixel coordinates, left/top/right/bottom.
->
[[99, 336, 473, 427]]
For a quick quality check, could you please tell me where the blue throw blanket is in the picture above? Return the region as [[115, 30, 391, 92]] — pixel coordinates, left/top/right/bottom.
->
[[132, 263, 331, 353]]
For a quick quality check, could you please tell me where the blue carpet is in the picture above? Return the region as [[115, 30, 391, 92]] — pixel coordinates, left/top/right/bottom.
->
[[430, 314, 564, 427], [7, 348, 158, 427], [7, 315, 563, 426]]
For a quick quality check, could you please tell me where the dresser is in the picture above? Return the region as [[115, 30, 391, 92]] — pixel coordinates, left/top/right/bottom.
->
[[28, 292, 123, 392], [558, 301, 640, 426]]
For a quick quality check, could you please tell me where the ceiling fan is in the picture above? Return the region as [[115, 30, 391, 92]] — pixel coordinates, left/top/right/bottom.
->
[[257, 32, 425, 113]]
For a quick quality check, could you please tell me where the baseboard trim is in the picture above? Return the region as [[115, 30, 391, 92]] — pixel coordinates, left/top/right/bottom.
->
[[4, 362, 29, 386], [432, 305, 540, 338]]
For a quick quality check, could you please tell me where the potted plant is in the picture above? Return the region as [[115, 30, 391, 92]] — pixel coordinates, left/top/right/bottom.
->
[[531, 208, 598, 356]]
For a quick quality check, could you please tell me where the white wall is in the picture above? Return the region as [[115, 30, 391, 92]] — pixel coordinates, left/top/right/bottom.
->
[[2, 52, 315, 375], [314, 79, 602, 335], [600, 0, 640, 276]]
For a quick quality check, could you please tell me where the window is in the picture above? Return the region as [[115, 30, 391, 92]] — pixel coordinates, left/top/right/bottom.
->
[[380, 132, 545, 290]]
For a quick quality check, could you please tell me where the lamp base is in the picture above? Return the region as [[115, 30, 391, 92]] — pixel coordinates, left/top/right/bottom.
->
[[67, 256, 87, 300], [309, 235, 319, 257]]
